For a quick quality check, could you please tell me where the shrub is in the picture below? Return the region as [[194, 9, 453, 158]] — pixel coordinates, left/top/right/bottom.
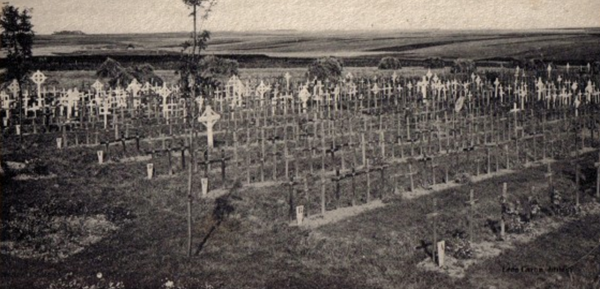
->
[[97, 58, 164, 87], [423, 57, 445, 69], [377, 57, 402, 70], [450, 58, 477, 74], [307, 56, 344, 82], [514, 58, 556, 78], [198, 55, 239, 83], [96, 57, 123, 79]]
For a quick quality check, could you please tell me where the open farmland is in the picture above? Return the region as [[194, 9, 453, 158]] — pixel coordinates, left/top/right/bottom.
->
[[12, 29, 600, 70]]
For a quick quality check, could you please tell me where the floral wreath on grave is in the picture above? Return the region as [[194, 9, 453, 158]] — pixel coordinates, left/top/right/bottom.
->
[[548, 189, 582, 217], [444, 229, 474, 260], [502, 199, 533, 234]]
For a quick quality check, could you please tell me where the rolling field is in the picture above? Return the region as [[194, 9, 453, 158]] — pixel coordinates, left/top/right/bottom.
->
[[18, 28, 600, 70]]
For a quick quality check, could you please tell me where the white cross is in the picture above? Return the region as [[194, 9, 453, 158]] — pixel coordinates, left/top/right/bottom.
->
[[256, 81, 270, 98], [299, 85, 310, 112], [346, 72, 354, 81], [127, 79, 141, 96], [8, 79, 20, 97], [284, 72, 292, 90], [371, 83, 380, 95], [198, 105, 221, 148], [92, 80, 104, 94]]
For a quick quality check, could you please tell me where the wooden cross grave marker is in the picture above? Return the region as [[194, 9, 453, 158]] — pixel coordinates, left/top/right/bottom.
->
[[464, 189, 478, 243], [426, 198, 442, 266]]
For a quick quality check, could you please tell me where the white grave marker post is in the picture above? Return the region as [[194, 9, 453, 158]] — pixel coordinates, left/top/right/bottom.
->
[[147, 163, 154, 179], [256, 81, 270, 107], [92, 80, 104, 96], [97, 150, 104, 164], [158, 84, 172, 119], [56, 137, 63, 149], [198, 105, 221, 148], [15, 124, 21, 135], [296, 205, 304, 225], [436, 240, 445, 267], [8, 79, 20, 100], [100, 98, 111, 129], [284, 72, 292, 91], [299, 86, 310, 113], [30, 70, 47, 113], [1, 91, 10, 116], [201, 177, 209, 197]]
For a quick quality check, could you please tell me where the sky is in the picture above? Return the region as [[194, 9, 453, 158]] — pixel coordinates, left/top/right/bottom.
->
[[6, 0, 600, 34]]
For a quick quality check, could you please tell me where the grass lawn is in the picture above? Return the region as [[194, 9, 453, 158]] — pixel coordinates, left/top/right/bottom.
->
[[2, 126, 599, 289]]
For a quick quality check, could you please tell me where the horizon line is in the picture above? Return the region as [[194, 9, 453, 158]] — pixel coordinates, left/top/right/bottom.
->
[[38, 26, 600, 36]]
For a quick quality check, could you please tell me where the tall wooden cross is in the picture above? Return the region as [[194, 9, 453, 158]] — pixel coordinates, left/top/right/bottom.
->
[[465, 189, 478, 243], [426, 198, 439, 264], [500, 182, 507, 240]]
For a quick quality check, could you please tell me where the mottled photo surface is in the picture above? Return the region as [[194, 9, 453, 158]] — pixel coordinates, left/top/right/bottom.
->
[[1, 1, 600, 289]]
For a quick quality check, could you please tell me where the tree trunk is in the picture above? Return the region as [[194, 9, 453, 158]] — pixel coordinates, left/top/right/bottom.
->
[[187, 3, 198, 258], [18, 80, 23, 145]]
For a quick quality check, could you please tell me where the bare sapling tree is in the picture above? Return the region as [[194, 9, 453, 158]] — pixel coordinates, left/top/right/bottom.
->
[[178, 0, 217, 258]]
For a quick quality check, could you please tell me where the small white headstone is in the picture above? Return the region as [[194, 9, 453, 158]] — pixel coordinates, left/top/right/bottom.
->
[[437, 240, 445, 267], [147, 163, 154, 179], [15, 124, 21, 135], [56, 137, 63, 149], [296, 205, 304, 225], [97, 151, 104, 164], [201, 178, 209, 197]]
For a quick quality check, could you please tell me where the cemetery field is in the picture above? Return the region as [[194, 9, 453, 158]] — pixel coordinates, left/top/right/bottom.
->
[[1, 134, 600, 289], [2, 61, 600, 288]]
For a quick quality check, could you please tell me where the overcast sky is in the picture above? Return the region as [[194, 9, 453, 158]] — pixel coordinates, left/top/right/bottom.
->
[[7, 0, 600, 34]]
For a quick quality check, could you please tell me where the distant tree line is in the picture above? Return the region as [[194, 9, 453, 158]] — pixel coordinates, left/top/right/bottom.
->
[[52, 30, 86, 35]]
